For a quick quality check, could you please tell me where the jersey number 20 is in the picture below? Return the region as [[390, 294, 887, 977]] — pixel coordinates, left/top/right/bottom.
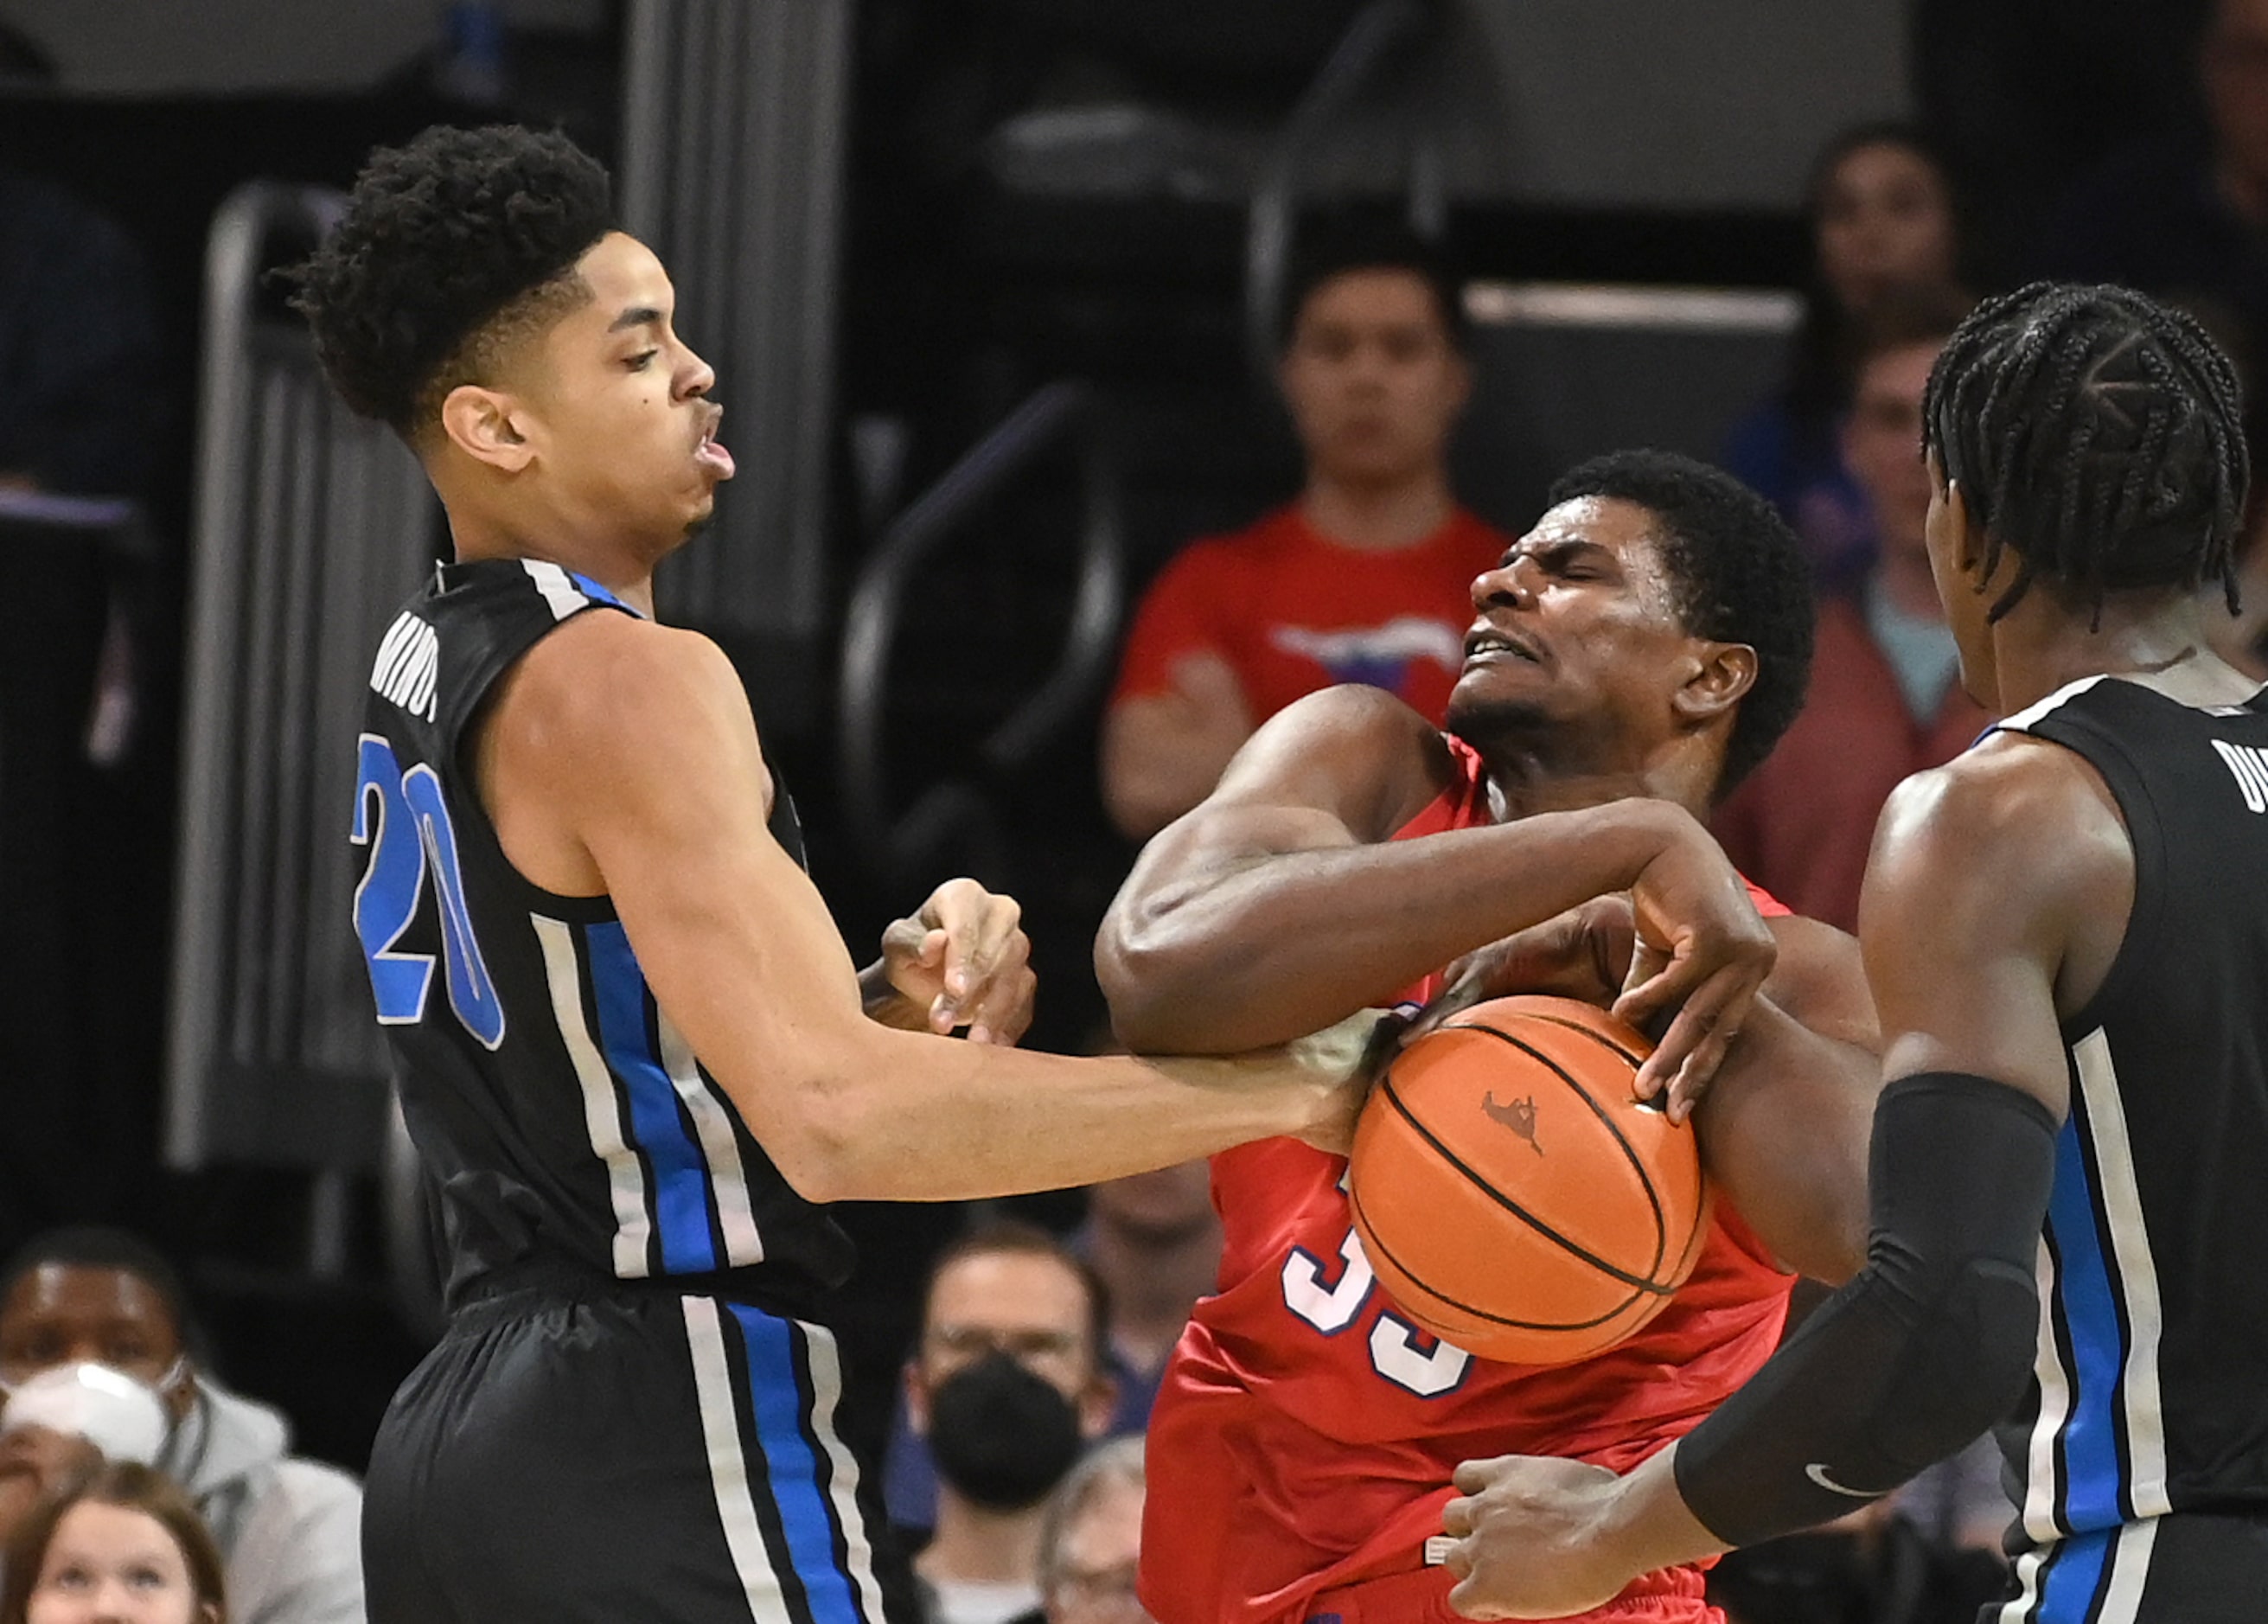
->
[[353, 734, 507, 1049]]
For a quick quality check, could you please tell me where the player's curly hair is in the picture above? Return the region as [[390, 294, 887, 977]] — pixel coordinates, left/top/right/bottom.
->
[[1546, 450, 1815, 796], [1921, 281, 2247, 624], [284, 123, 615, 437]]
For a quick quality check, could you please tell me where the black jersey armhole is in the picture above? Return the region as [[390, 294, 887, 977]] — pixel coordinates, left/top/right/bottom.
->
[[450, 598, 638, 926], [2039, 708, 2169, 1044]]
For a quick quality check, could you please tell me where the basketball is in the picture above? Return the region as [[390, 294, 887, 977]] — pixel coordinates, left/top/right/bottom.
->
[[1348, 994, 1709, 1367]]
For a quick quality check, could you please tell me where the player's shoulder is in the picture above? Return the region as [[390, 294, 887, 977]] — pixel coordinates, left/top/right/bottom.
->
[[495, 608, 753, 768], [1882, 729, 2119, 853], [1223, 683, 1452, 831], [1869, 728, 2129, 930]]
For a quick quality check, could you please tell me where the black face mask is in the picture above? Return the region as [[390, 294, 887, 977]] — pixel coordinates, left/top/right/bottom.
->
[[925, 1352, 1085, 1512]]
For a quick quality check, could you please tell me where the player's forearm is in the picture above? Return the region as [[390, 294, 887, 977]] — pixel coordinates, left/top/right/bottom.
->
[[1102, 800, 1694, 1052], [730, 1025, 1339, 1204], [1695, 1000, 1878, 1284]]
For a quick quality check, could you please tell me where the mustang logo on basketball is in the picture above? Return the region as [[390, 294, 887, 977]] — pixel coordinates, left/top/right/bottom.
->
[[1482, 1092, 1543, 1154]]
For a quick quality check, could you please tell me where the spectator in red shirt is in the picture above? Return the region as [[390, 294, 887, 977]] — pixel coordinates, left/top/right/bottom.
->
[[1715, 285, 1991, 930], [1100, 227, 1509, 840]]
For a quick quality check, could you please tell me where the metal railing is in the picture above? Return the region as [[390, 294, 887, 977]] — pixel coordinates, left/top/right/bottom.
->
[[621, 0, 853, 655], [837, 382, 1125, 890], [1245, 0, 1441, 386], [165, 182, 440, 1188]]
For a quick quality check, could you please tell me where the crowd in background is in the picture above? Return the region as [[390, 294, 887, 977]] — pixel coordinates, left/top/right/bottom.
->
[[5, 6, 2268, 1624]]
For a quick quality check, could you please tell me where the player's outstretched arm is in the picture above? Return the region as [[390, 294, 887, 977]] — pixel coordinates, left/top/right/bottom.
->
[[1098, 684, 1775, 1099], [482, 611, 1377, 1203], [1434, 738, 2129, 1619]]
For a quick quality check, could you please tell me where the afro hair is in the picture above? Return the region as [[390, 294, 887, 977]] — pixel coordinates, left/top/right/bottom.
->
[[284, 123, 615, 436]]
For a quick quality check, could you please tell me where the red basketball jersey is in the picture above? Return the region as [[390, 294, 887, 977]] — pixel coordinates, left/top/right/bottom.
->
[[1140, 738, 1796, 1624]]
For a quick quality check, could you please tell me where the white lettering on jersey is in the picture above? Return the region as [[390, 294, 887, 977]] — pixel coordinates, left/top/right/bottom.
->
[[1283, 1228, 1375, 1333], [2211, 738, 2268, 813], [370, 611, 439, 722], [1370, 1315, 1473, 1397], [1282, 1224, 1475, 1398]]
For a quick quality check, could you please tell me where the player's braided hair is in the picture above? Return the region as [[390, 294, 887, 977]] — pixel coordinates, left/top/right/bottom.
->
[[284, 123, 615, 436], [1546, 450, 1814, 796], [1921, 281, 2248, 623]]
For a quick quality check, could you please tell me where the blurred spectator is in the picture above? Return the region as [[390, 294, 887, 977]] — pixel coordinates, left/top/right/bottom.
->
[[1722, 126, 1966, 598], [1100, 224, 1508, 840], [1036, 1437, 1149, 1624], [901, 1226, 1117, 1624], [1, 1459, 227, 1624], [0, 1232, 361, 1624], [885, 1162, 1217, 1533], [2037, 0, 2268, 445], [1715, 286, 1990, 932], [1078, 1164, 1217, 1433]]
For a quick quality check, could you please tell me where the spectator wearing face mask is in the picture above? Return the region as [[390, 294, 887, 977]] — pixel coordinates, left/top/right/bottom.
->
[[0, 1231, 361, 1624], [901, 1226, 1118, 1624]]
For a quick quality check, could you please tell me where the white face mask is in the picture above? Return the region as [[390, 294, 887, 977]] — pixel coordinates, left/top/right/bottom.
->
[[0, 1362, 175, 1464]]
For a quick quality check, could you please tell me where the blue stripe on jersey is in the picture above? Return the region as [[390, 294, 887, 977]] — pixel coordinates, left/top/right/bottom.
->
[[585, 920, 718, 1274], [2035, 1526, 2111, 1623], [731, 1305, 863, 1621], [566, 569, 637, 615], [2047, 1115, 2126, 1532]]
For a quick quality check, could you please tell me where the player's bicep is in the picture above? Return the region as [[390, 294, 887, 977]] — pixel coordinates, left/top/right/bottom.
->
[[1858, 764, 2073, 1116]]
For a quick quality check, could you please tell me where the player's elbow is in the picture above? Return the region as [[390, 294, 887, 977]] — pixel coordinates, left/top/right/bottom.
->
[[1870, 1244, 2041, 1463]]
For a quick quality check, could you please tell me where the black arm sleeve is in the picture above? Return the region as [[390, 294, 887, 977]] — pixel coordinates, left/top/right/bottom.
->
[[1672, 1071, 2059, 1547]]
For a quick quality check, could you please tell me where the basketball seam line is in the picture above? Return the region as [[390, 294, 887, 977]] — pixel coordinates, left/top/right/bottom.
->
[[1351, 1182, 1650, 1333], [1377, 1063, 1675, 1295], [1453, 1020, 1674, 1279]]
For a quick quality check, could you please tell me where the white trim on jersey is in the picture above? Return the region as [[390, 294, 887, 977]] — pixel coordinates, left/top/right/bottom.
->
[[2073, 1029, 2173, 1519], [2019, 1231, 2072, 1544], [523, 558, 591, 622], [658, 1012, 767, 1267], [2096, 1519, 2161, 1624], [533, 914, 655, 1278], [682, 1297, 797, 1624], [1997, 1548, 2047, 1624], [800, 1322, 888, 1624], [1997, 673, 2113, 736]]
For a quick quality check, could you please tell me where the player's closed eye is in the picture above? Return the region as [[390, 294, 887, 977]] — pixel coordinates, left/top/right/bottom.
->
[[627, 349, 658, 371]]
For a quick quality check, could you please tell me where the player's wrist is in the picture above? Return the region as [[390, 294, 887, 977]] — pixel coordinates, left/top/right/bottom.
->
[[1600, 1444, 1729, 1582]]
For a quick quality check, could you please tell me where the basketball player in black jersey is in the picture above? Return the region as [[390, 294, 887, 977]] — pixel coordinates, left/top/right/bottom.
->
[[284, 125, 1410, 1624], [1442, 285, 2268, 1624]]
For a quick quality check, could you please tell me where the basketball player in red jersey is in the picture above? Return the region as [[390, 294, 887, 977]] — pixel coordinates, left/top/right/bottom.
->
[[1096, 449, 1884, 1624]]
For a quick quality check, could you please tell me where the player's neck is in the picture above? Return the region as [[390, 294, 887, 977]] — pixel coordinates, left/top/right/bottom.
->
[[1988, 591, 2253, 712], [1299, 470, 1453, 552], [447, 514, 659, 617], [918, 1491, 1046, 1585], [1477, 737, 1716, 824]]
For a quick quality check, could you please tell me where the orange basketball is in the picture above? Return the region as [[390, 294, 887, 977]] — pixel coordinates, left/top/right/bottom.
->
[[1348, 994, 1709, 1367]]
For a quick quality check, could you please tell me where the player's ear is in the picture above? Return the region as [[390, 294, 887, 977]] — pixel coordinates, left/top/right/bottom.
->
[[438, 382, 537, 474], [1673, 643, 1758, 728]]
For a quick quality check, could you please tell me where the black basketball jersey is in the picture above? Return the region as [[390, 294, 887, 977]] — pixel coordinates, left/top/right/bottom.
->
[[351, 556, 853, 1311], [1987, 675, 2268, 1602]]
